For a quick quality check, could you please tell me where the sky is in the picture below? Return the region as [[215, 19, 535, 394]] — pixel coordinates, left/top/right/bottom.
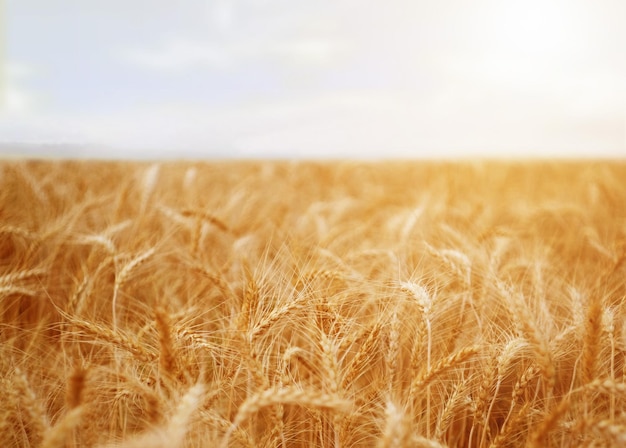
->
[[0, 0, 624, 158]]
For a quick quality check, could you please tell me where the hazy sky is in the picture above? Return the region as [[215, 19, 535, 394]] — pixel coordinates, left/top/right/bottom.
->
[[0, 0, 624, 158]]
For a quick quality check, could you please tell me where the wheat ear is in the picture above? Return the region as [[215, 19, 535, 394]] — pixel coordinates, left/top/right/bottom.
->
[[435, 380, 469, 441], [0, 267, 47, 285], [222, 387, 352, 448], [250, 293, 307, 337], [410, 346, 479, 395], [180, 208, 230, 232], [342, 322, 382, 388], [106, 383, 205, 448], [584, 378, 626, 395], [498, 364, 540, 440], [480, 338, 526, 447], [489, 402, 531, 448], [385, 309, 401, 392], [378, 400, 409, 448], [12, 369, 50, 445], [113, 248, 156, 328], [594, 419, 626, 444], [41, 407, 84, 448], [66, 365, 87, 409], [155, 306, 177, 378], [68, 317, 156, 362], [503, 282, 555, 392], [582, 295, 603, 385], [528, 397, 571, 448]]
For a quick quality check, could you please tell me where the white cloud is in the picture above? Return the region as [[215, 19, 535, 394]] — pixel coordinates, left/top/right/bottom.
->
[[5, 87, 34, 114], [1, 62, 40, 115], [121, 35, 349, 73], [271, 38, 349, 65], [6, 62, 37, 78], [209, 0, 235, 32], [120, 1, 349, 73], [121, 39, 232, 72]]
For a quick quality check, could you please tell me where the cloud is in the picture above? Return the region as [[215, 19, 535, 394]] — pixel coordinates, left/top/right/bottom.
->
[[209, 0, 235, 32], [5, 87, 34, 114], [119, 0, 350, 73], [121, 39, 231, 72], [1, 62, 39, 115], [121, 35, 349, 73]]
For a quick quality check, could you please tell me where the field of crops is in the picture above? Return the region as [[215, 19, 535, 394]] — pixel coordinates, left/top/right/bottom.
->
[[1, 160, 625, 447]]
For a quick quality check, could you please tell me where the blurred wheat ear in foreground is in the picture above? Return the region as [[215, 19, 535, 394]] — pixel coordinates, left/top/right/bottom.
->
[[1, 160, 626, 447]]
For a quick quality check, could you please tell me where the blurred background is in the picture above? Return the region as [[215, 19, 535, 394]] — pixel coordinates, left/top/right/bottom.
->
[[0, 0, 624, 158]]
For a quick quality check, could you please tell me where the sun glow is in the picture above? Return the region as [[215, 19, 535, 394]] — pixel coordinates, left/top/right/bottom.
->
[[477, 0, 584, 58]]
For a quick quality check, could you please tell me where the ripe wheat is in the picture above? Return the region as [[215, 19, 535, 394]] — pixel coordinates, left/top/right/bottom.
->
[[1, 160, 625, 447]]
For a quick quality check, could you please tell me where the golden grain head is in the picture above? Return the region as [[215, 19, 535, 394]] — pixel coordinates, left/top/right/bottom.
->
[[2, 160, 626, 447]]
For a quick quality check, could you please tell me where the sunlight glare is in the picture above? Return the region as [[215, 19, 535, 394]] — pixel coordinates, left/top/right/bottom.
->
[[480, 0, 583, 58]]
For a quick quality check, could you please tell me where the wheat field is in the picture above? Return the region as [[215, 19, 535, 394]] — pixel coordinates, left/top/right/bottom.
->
[[1, 160, 625, 447]]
